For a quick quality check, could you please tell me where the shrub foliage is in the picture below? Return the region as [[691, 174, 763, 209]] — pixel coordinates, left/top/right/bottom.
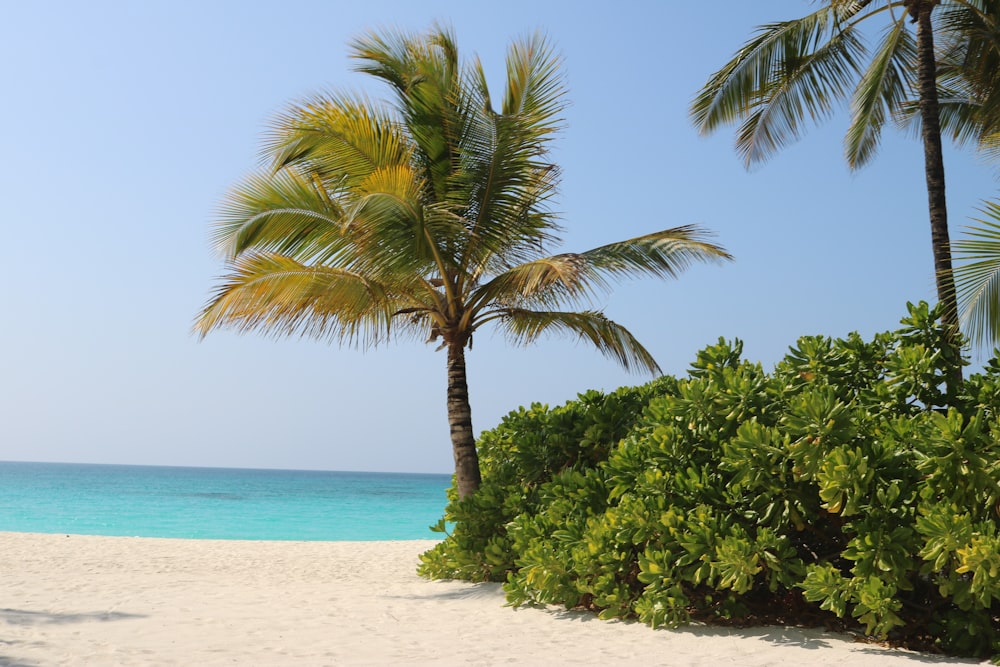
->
[[418, 303, 1000, 657]]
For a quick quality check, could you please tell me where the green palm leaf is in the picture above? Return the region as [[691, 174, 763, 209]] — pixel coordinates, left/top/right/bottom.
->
[[466, 226, 731, 313], [846, 14, 914, 167], [579, 225, 732, 280], [952, 201, 1000, 347], [467, 254, 594, 312], [692, 5, 868, 165], [457, 34, 565, 278], [351, 25, 464, 201]]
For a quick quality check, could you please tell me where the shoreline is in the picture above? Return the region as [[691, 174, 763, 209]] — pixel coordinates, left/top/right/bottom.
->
[[0, 532, 985, 666]]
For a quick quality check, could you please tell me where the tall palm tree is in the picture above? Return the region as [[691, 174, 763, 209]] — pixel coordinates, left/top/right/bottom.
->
[[196, 26, 731, 499], [691, 0, 963, 390]]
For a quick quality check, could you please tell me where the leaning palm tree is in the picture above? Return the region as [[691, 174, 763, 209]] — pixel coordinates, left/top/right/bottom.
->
[[691, 0, 962, 389], [196, 26, 731, 499]]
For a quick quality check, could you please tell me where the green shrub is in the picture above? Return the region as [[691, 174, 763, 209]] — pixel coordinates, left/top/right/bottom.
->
[[420, 302, 1000, 658], [418, 378, 675, 582]]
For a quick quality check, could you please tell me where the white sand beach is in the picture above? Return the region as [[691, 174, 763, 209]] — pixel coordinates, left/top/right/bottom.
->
[[0, 532, 986, 666]]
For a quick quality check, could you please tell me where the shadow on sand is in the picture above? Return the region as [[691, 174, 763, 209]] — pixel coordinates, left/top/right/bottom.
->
[[391, 581, 984, 665], [0, 608, 144, 627], [0, 608, 147, 667]]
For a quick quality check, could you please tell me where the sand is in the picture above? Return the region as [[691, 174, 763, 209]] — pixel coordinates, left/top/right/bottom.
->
[[0, 532, 986, 666]]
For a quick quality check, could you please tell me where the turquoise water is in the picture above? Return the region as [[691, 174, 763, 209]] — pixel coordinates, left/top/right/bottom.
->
[[0, 461, 451, 541]]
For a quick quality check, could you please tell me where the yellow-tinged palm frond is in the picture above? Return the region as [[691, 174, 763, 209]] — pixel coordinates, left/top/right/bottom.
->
[[348, 26, 568, 285], [980, 131, 1000, 161], [692, 4, 869, 165], [195, 252, 400, 346], [484, 308, 661, 375], [263, 93, 412, 185], [345, 164, 427, 263], [952, 201, 1000, 348], [846, 15, 914, 167], [466, 254, 594, 313], [340, 168, 475, 281], [214, 168, 347, 262], [350, 24, 459, 109]]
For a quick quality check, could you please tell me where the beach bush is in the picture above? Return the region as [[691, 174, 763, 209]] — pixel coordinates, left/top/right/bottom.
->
[[420, 302, 1000, 658], [418, 378, 674, 581]]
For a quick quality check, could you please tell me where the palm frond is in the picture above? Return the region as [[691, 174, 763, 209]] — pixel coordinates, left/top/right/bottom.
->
[[467, 254, 596, 313], [457, 149, 563, 275], [262, 93, 412, 185], [979, 130, 1000, 161], [467, 225, 731, 315], [350, 27, 432, 100], [952, 200, 1000, 348], [195, 252, 399, 346], [846, 14, 915, 167], [454, 38, 565, 277], [737, 22, 867, 165], [900, 3, 995, 149], [487, 308, 661, 375], [691, 5, 868, 165], [897, 96, 994, 147], [341, 166, 462, 276], [352, 24, 465, 201], [501, 31, 566, 126], [213, 168, 346, 262], [579, 225, 733, 280], [933, 0, 1000, 151]]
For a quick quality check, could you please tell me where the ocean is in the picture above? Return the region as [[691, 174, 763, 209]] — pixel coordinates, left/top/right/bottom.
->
[[0, 461, 452, 541]]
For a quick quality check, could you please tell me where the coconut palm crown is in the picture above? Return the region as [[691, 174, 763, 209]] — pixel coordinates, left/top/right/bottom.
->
[[925, 0, 1000, 157], [196, 26, 732, 498]]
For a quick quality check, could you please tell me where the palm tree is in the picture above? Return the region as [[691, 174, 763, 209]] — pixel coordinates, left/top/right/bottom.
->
[[691, 0, 962, 390], [196, 26, 732, 499]]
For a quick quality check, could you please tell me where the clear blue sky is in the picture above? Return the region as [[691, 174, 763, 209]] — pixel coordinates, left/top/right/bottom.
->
[[2, 1, 996, 474]]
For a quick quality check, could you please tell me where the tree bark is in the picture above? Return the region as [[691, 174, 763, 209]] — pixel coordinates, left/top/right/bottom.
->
[[446, 341, 481, 499], [912, 0, 964, 390]]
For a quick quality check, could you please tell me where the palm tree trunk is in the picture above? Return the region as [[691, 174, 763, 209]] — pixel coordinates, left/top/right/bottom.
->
[[911, 0, 963, 390], [447, 342, 482, 499]]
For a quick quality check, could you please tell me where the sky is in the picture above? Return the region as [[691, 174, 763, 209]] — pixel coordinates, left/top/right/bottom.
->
[[2, 1, 998, 475]]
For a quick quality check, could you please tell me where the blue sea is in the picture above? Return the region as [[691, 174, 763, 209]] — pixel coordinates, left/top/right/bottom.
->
[[0, 461, 452, 541]]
